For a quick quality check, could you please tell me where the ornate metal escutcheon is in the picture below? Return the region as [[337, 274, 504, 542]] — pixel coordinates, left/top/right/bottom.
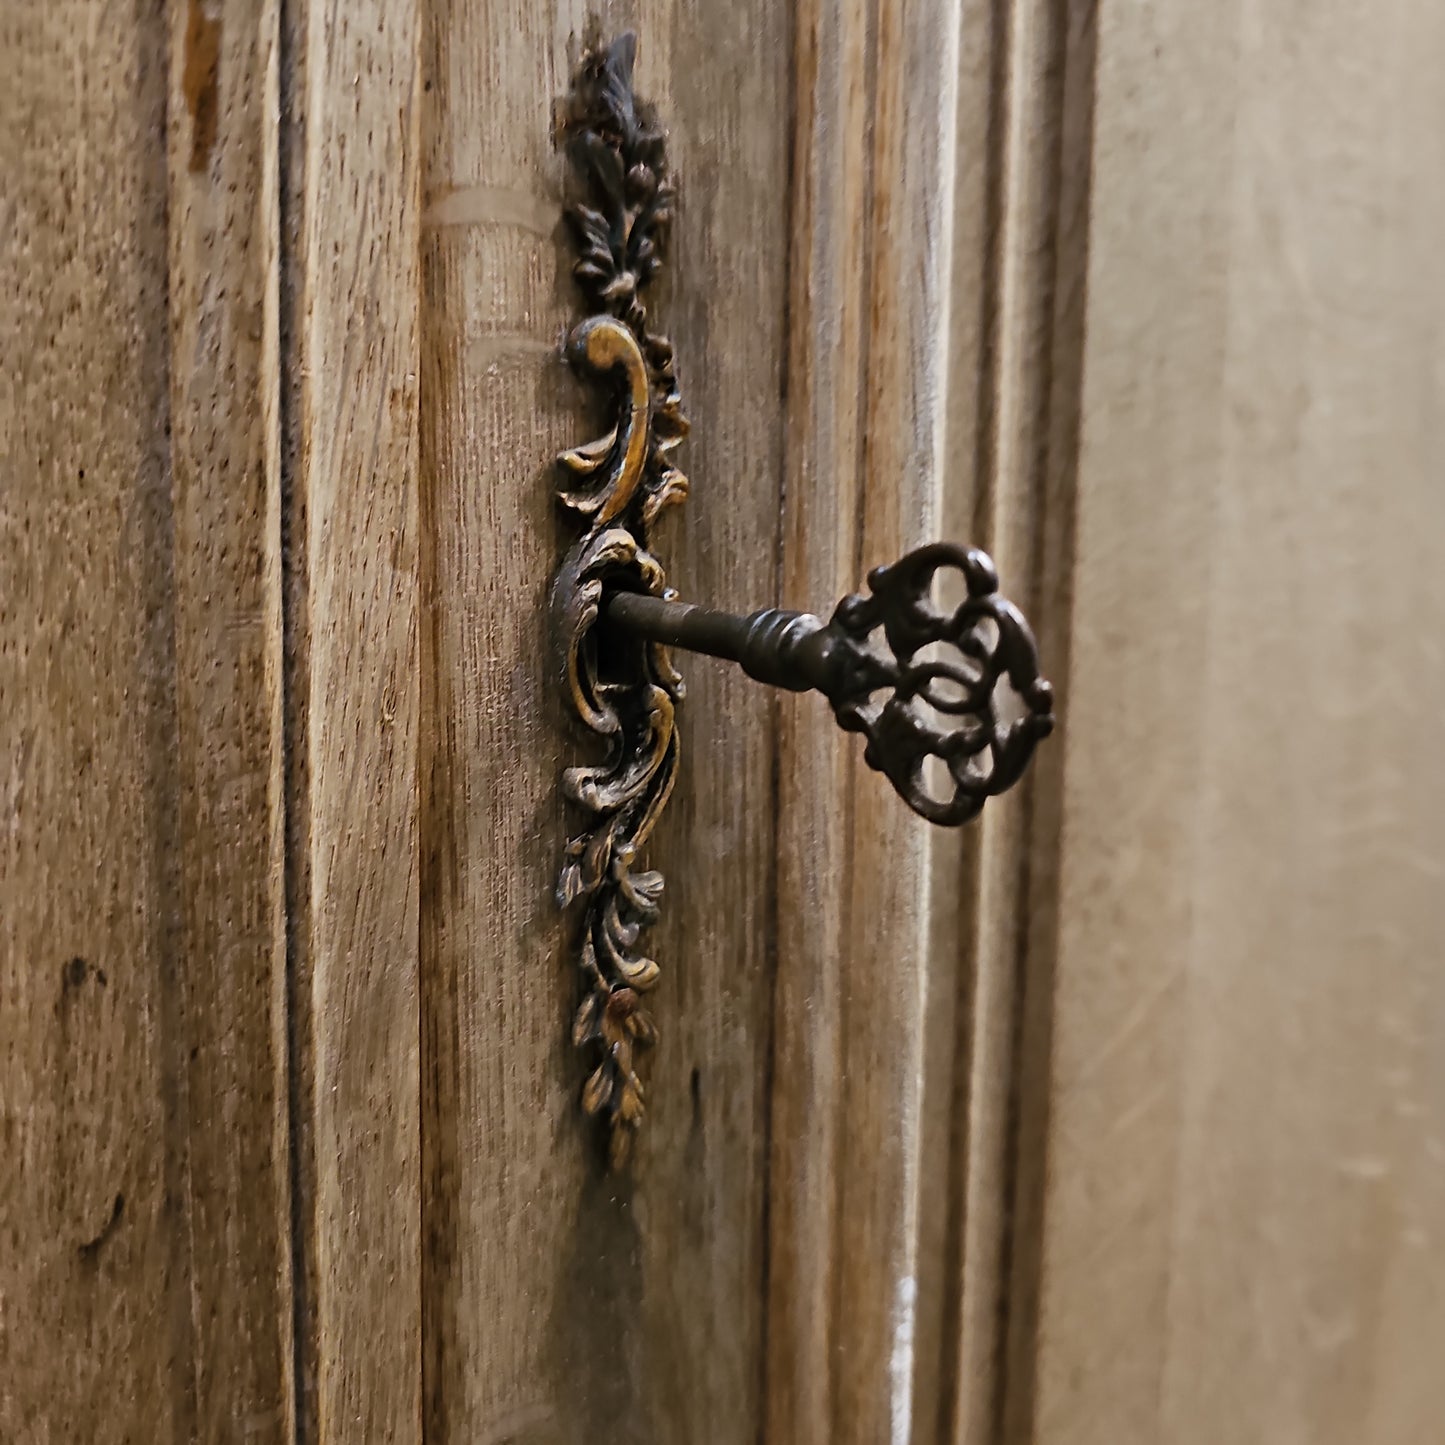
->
[[552, 31, 1055, 1167]]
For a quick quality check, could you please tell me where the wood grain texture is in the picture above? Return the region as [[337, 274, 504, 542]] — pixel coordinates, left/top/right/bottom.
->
[[924, 2, 1092, 1445], [767, 3, 980, 1443], [1011, 2, 1445, 1442], [1, 0, 293, 1439], [16, 6, 1444, 1443], [765, 3, 873, 1438], [1, 4, 185, 1436], [837, 5, 966, 1442], [418, 6, 788, 1443], [640, 6, 788, 1435], [165, 0, 294, 1436], [906, 0, 997, 1428], [285, 0, 423, 1438]]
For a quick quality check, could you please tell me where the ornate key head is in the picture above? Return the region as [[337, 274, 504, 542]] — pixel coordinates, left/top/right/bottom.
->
[[821, 542, 1055, 826]]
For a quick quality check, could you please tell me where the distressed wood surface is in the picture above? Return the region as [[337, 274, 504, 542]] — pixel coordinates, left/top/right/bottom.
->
[[920, 3, 1092, 1444], [764, 3, 874, 1439], [165, 0, 294, 1437], [11, 3, 1445, 1442], [284, 0, 424, 1439], [765, 3, 1008, 1444], [1, 0, 294, 1439], [636, 6, 789, 1435], [1008, 2, 1445, 1443], [418, 6, 788, 1443]]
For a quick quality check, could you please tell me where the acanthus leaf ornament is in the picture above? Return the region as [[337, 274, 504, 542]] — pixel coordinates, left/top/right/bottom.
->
[[551, 31, 1055, 1170], [553, 31, 686, 1168]]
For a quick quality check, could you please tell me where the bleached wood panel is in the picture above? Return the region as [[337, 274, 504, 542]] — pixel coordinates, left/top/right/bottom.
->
[[1011, 3, 1445, 1442]]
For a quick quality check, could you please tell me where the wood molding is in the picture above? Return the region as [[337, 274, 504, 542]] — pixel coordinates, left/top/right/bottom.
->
[[282, 0, 424, 1438], [765, 3, 1095, 1442]]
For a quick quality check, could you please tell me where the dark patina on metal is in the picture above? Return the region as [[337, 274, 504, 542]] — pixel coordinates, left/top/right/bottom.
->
[[553, 32, 1055, 1167], [553, 30, 685, 1168], [607, 542, 1055, 827]]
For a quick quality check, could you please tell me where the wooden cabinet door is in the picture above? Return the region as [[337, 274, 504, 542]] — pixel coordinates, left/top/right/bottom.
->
[[1007, 6, 1445, 1444], [4, 4, 1443, 1444]]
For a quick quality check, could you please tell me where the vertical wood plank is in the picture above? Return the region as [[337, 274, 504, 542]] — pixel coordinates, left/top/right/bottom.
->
[[994, 4, 1098, 1439], [1, 6, 189, 1437], [165, 0, 294, 1436], [645, 1, 791, 1432], [418, 5, 790, 1442], [768, 2, 971, 1443], [839, 6, 963, 1442], [2, 1, 294, 1439], [905, 0, 998, 1427], [286, 0, 423, 1438], [921, 3, 1096, 1444], [1011, 2, 1445, 1442], [765, 3, 873, 1439]]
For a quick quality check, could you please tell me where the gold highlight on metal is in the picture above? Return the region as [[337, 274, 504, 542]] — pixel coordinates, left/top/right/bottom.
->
[[552, 32, 1054, 1168], [553, 31, 686, 1168]]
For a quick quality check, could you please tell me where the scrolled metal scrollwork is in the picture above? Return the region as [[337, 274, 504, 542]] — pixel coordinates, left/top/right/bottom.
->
[[601, 538, 1056, 830], [550, 33, 1056, 1167], [822, 543, 1055, 826], [553, 31, 686, 1167]]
